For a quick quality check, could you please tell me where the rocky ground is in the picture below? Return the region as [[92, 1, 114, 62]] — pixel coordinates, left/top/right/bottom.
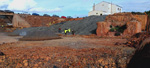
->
[[0, 32, 135, 68]]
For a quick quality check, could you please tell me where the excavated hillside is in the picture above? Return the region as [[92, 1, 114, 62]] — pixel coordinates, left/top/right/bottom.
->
[[19, 14, 83, 27], [96, 13, 148, 37], [105, 13, 147, 31], [0, 15, 13, 32]]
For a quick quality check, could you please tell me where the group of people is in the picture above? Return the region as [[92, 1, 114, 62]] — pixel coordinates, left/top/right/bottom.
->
[[58, 28, 75, 35]]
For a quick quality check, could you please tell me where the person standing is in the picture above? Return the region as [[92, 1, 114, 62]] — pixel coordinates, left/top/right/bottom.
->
[[68, 28, 71, 34], [1, 25, 4, 28], [72, 30, 75, 35], [58, 28, 61, 33], [64, 28, 68, 35]]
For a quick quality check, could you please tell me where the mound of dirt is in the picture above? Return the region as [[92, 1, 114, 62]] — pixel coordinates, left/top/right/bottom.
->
[[127, 37, 150, 68], [126, 32, 150, 48], [19, 14, 64, 27], [18, 14, 83, 27], [19, 29, 61, 41]]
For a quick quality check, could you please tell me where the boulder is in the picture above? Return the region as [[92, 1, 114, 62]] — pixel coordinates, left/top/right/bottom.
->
[[123, 21, 141, 36], [96, 22, 111, 36]]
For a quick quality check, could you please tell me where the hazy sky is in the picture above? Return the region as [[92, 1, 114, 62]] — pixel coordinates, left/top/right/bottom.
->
[[0, 0, 150, 17]]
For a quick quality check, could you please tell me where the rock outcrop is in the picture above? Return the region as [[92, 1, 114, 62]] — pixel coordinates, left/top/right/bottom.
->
[[123, 21, 141, 36], [96, 22, 111, 36], [134, 15, 147, 30], [105, 13, 136, 26], [96, 13, 146, 37], [105, 13, 147, 30]]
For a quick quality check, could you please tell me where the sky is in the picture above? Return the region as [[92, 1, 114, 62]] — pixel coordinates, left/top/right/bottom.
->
[[0, 0, 150, 17]]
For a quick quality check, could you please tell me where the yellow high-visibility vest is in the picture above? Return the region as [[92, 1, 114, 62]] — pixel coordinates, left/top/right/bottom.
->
[[65, 30, 68, 33], [1, 25, 4, 27], [53, 21, 55, 24], [68, 29, 71, 32], [49, 22, 51, 25]]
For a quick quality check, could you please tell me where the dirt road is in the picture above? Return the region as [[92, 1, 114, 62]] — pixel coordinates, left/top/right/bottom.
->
[[0, 32, 21, 44]]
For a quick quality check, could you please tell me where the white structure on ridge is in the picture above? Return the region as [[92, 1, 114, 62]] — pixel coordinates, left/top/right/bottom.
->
[[88, 1, 122, 16]]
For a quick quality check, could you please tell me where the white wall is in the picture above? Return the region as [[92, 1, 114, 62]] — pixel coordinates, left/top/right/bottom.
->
[[95, 2, 109, 13], [89, 1, 122, 16], [88, 11, 104, 16], [115, 6, 122, 13]]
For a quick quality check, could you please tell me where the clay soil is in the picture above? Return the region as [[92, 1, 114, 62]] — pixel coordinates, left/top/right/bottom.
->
[[0, 32, 135, 68]]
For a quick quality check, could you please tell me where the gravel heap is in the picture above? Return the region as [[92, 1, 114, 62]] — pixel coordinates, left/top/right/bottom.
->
[[10, 16, 106, 36], [9, 27, 51, 36], [9, 27, 60, 41], [9, 16, 106, 40], [19, 29, 61, 41], [49, 15, 107, 35]]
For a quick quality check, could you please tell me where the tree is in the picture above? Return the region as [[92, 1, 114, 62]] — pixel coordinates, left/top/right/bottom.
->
[[52, 14, 59, 17], [43, 14, 50, 16], [32, 13, 39, 16], [67, 16, 73, 18], [145, 10, 150, 15], [131, 12, 144, 15]]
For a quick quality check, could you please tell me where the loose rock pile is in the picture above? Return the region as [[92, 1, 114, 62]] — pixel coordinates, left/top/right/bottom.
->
[[48, 15, 107, 35], [19, 30, 61, 41], [10, 16, 107, 36]]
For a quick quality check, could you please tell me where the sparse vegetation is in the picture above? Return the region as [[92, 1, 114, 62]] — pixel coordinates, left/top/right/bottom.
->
[[145, 10, 150, 15], [109, 25, 127, 33], [43, 14, 50, 16], [131, 12, 144, 15], [32, 13, 39, 16], [67, 16, 73, 18], [52, 14, 59, 17]]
